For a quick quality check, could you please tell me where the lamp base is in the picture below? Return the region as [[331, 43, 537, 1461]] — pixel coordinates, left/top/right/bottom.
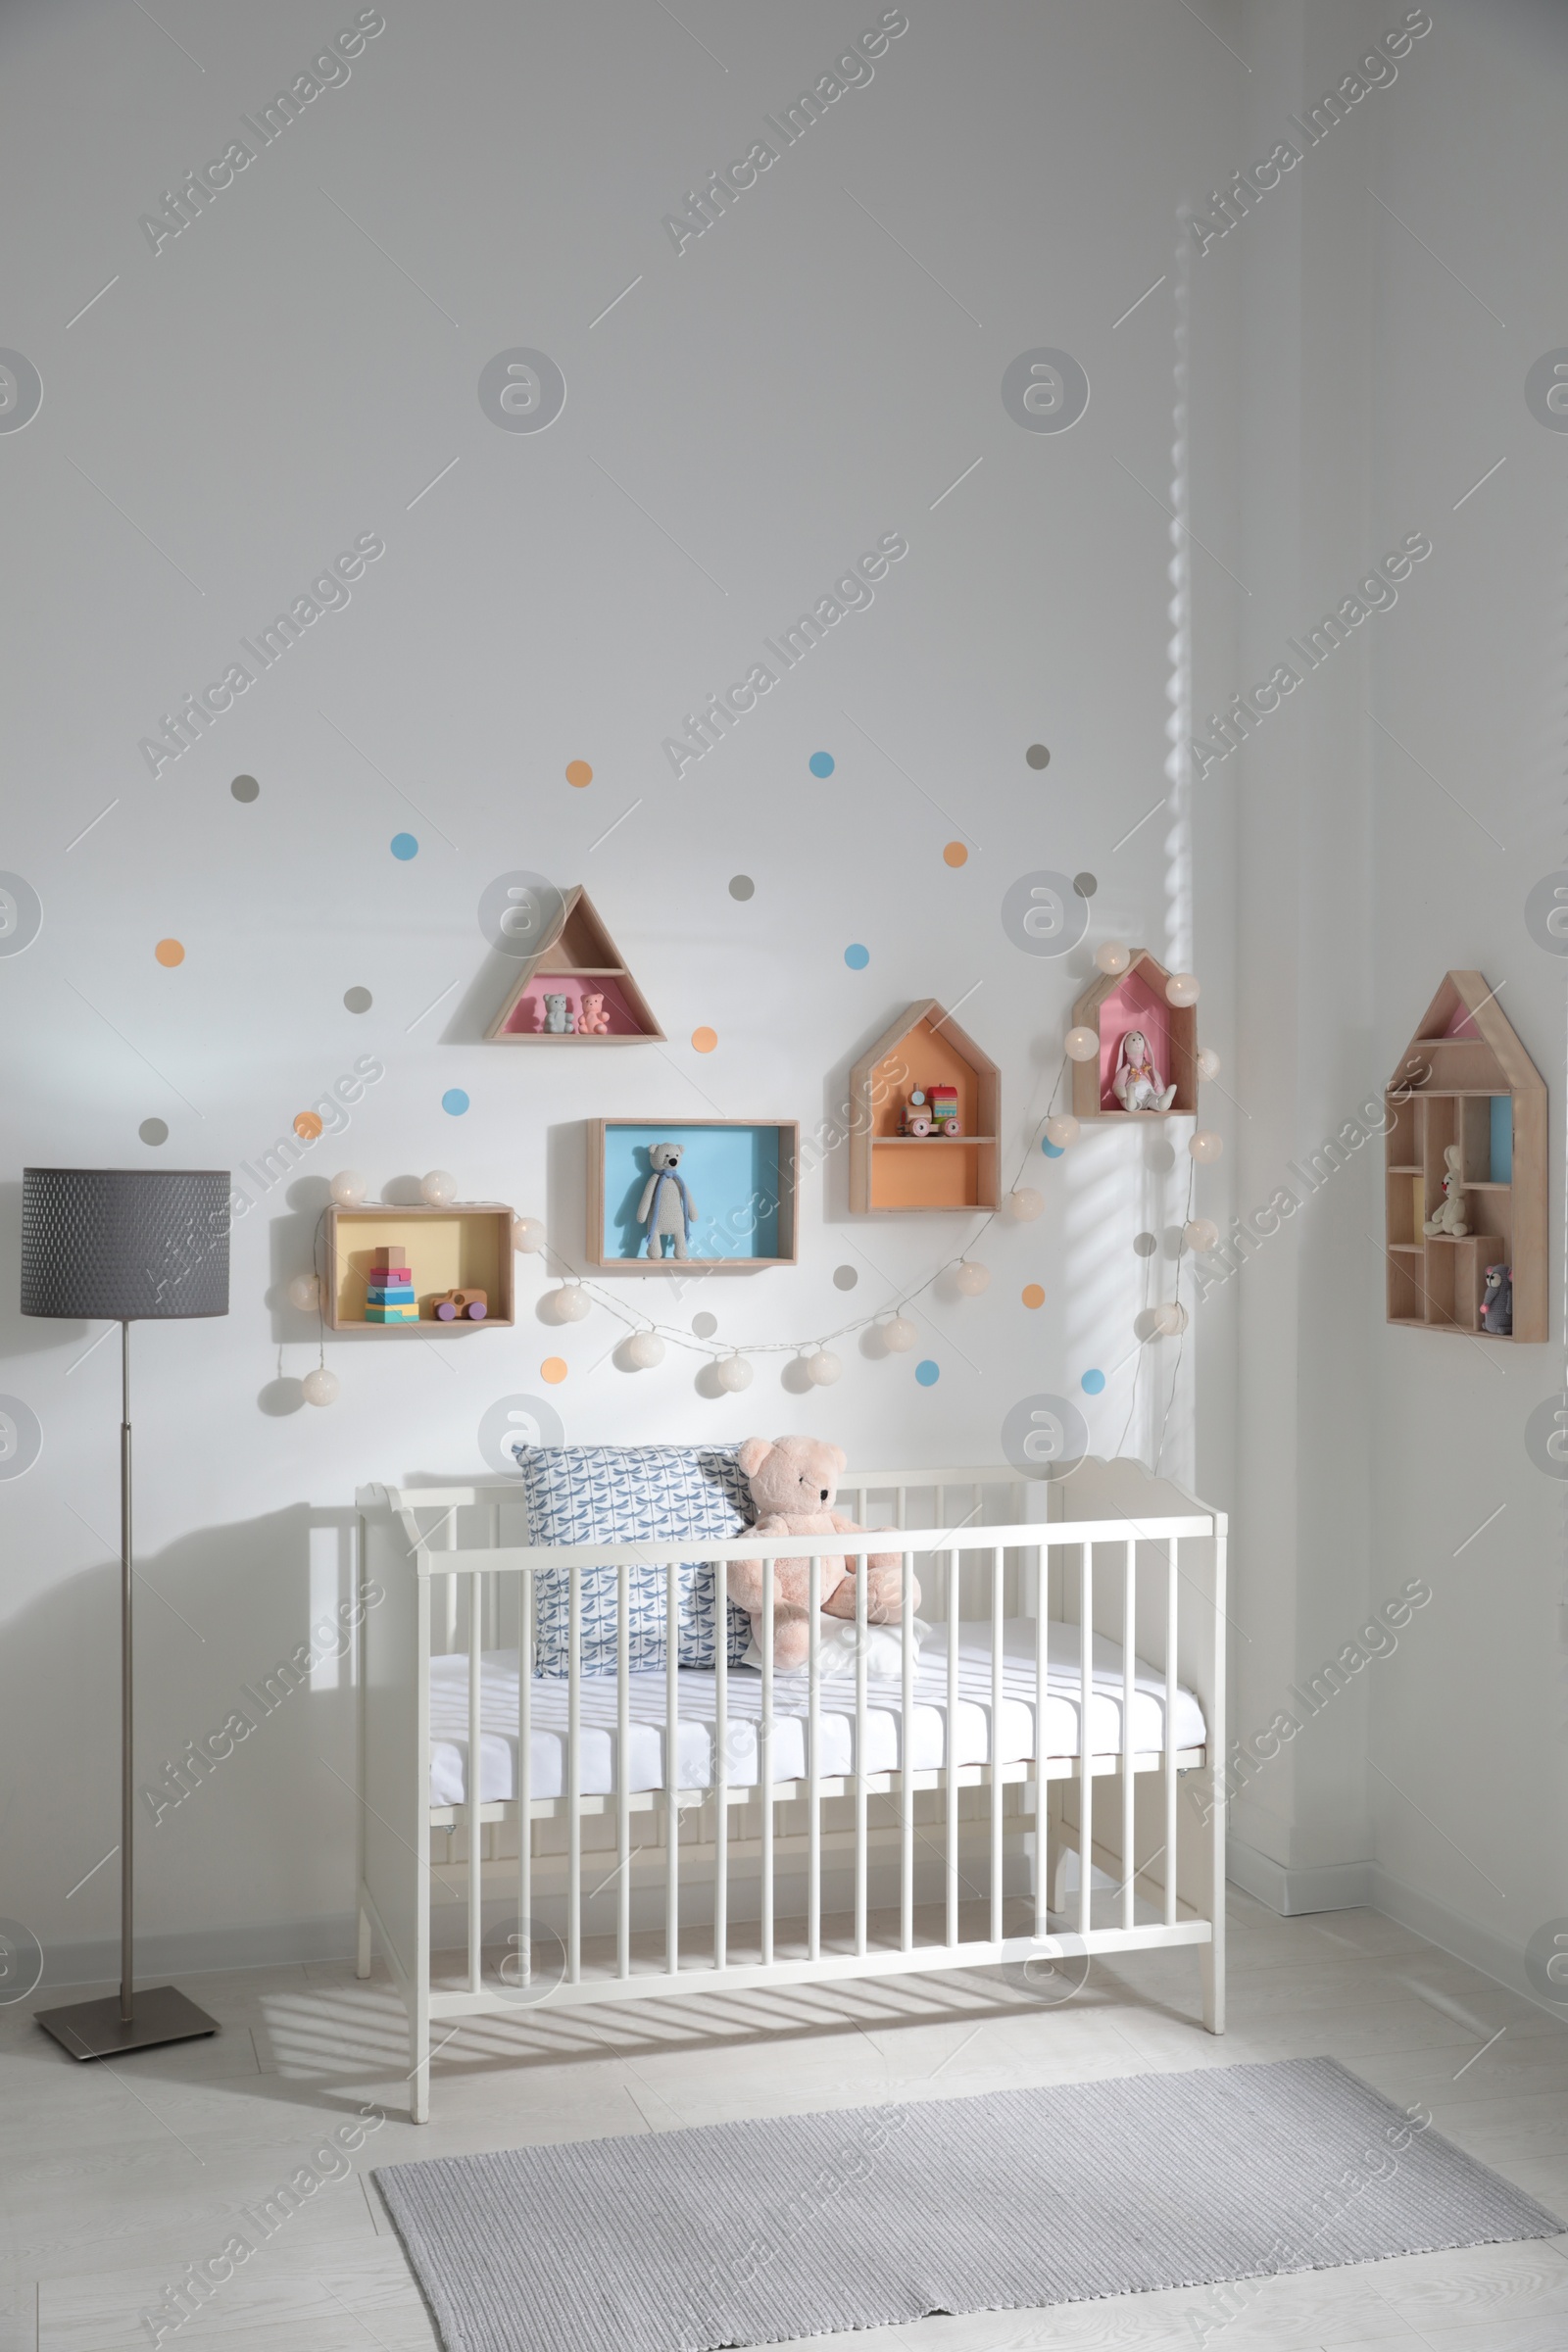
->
[[34, 1984, 219, 2060]]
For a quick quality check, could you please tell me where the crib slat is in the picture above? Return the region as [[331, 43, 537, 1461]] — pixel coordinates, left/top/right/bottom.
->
[[1035, 1548, 1048, 1937], [761, 1559, 774, 1967], [808, 1553, 821, 1963], [901, 1548, 913, 1954], [945, 1546, 958, 1952], [854, 1544, 867, 1958], [519, 1570, 532, 1986], [666, 1561, 679, 1975], [714, 1565, 728, 1972], [1079, 1545, 1093, 1940], [1122, 1541, 1136, 1933], [991, 1544, 1004, 1946], [617, 1566, 630, 1978], [568, 1569, 581, 1985], [1164, 1539, 1179, 1929], [467, 1570, 483, 1995]]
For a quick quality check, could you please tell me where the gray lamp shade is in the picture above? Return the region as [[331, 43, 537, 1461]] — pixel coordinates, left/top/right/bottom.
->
[[21, 1168, 231, 1321]]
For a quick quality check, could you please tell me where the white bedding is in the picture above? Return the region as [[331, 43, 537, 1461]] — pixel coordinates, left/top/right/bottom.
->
[[428, 1619, 1206, 1807]]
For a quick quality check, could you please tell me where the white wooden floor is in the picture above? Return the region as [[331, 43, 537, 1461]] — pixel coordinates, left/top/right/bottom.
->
[[6, 1889, 1568, 2352]]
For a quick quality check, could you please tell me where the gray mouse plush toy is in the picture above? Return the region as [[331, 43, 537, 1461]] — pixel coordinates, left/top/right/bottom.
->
[[638, 1142, 697, 1259], [1481, 1263, 1512, 1335]]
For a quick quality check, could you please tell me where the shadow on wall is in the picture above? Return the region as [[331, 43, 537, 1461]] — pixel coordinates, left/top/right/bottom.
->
[[2, 1503, 370, 1993]]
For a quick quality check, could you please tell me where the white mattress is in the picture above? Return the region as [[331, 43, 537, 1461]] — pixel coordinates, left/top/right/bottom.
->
[[428, 1619, 1206, 1808]]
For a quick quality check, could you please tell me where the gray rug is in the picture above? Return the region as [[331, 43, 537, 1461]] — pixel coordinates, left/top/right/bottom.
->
[[373, 2056, 1561, 2352]]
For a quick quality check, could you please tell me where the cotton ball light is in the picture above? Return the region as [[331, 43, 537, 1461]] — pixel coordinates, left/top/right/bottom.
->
[[1064, 1025, 1100, 1063], [1007, 1186, 1044, 1222], [512, 1215, 546, 1253], [1151, 1300, 1189, 1337], [1188, 1129, 1223, 1163], [955, 1259, 991, 1297], [329, 1169, 368, 1206], [625, 1328, 665, 1369], [420, 1169, 458, 1205], [302, 1367, 339, 1407], [1197, 1047, 1221, 1081], [1094, 941, 1131, 976], [552, 1284, 591, 1322], [715, 1352, 753, 1392], [1045, 1114, 1080, 1149], [1164, 972, 1200, 1007], [1183, 1217, 1220, 1254], [806, 1348, 842, 1386], [287, 1272, 320, 1311], [882, 1315, 918, 1353]]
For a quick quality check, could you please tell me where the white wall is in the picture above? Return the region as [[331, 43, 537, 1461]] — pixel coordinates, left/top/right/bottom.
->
[[0, 0, 1243, 1977]]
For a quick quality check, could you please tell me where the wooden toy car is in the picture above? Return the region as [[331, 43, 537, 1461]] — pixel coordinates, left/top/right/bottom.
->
[[928, 1085, 961, 1135], [901, 1089, 932, 1137], [431, 1288, 488, 1321]]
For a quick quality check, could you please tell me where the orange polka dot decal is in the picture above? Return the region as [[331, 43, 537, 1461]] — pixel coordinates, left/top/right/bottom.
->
[[155, 939, 184, 967], [294, 1111, 324, 1141], [565, 760, 593, 788], [1021, 1284, 1046, 1309], [691, 1027, 717, 1054], [943, 842, 968, 868], [541, 1356, 568, 1384]]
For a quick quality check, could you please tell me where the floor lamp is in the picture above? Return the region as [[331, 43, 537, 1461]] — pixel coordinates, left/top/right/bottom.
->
[[23, 1165, 231, 2059]]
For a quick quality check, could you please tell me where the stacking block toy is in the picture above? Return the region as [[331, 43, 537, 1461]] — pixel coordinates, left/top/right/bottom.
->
[[366, 1244, 418, 1323]]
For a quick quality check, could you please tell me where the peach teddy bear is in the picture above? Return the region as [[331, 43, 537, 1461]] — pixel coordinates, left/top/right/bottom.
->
[[576, 992, 611, 1035], [727, 1434, 915, 1670]]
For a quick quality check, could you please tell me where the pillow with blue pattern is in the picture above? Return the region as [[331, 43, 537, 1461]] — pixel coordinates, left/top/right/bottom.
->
[[512, 1444, 753, 1676]]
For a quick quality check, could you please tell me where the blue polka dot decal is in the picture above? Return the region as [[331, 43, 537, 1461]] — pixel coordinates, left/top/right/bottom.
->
[[1081, 1368, 1105, 1396], [1041, 1138, 1064, 1158], [914, 1359, 941, 1386], [844, 943, 869, 970], [442, 1089, 470, 1115], [808, 752, 835, 778], [391, 832, 418, 860]]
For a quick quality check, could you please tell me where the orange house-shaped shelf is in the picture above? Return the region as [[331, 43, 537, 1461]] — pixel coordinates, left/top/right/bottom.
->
[[1071, 950, 1199, 1120], [1384, 970, 1546, 1343], [484, 885, 663, 1043], [848, 1001, 1000, 1213]]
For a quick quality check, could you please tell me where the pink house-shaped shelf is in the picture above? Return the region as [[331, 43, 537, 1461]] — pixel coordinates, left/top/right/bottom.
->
[[1070, 949, 1199, 1120]]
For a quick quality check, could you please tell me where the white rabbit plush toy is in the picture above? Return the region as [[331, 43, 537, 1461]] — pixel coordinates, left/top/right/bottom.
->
[[1111, 1029, 1177, 1111], [1424, 1143, 1468, 1238]]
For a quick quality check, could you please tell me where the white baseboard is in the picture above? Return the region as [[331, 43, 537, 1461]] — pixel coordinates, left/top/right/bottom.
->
[[1226, 1836, 1372, 1916], [36, 1912, 359, 1991], [1228, 1840, 1568, 2029]]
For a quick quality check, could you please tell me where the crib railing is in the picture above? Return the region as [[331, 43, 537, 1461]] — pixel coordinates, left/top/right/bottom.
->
[[358, 1472, 1225, 2121]]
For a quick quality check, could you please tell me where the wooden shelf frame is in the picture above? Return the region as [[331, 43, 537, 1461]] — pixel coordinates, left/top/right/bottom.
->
[[484, 885, 663, 1043], [1071, 949, 1199, 1121], [323, 1203, 516, 1331], [586, 1118, 799, 1273], [848, 1001, 1001, 1213], [1383, 970, 1546, 1344]]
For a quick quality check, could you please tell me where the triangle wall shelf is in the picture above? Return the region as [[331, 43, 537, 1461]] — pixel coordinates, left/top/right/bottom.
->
[[484, 886, 664, 1043]]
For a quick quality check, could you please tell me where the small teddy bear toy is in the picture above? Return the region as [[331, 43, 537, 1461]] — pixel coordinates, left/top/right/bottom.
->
[[728, 1435, 912, 1670], [576, 992, 611, 1035], [637, 1141, 697, 1259], [1481, 1263, 1512, 1334], [1112, 1029, 1177, 1112], [539, 993, 572, 1035], [1423, 1143, 1468, 1238]]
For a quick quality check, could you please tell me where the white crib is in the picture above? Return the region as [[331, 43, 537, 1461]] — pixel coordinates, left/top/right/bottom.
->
[[355, 1456, 1227, 2122]]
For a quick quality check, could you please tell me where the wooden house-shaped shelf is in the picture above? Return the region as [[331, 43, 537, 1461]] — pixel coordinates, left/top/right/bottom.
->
[[849, 1001, 1000, 1213], [322, 1203, 515, 1330], [485, 885, 662, 1042], [1071, 950, 1198, 1120], [1384, 971, 1545, 1343]]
